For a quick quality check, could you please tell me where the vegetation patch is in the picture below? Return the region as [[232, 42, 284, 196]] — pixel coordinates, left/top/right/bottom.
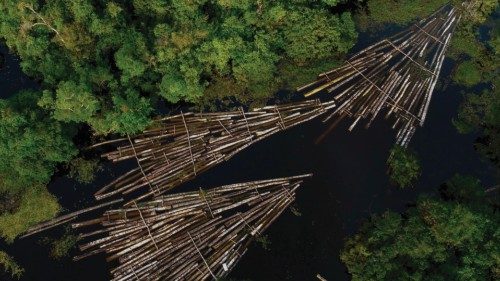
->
[[453, 60, 483, 87], [0, 185, 60, 243], [355, 0, 449, 30], [341, 174, 500, 281], [0, 0, 357, 135], [387, 145, 421, 188], [0, 251, 23, 279], [49, 232, 78, 259], [69, 157, 102, 184]]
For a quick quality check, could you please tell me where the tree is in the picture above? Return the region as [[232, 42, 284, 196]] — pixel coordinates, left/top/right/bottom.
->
[[453, 60, 483, 87], [452, 12, 499, 168], [90, 90, 153, 135], [0, 185, 61, 243], [39, 81, 100, 123], [341, 175, 500, 281], [68, 157, 102, 184], [0, 0, 358, 135], [454, 87, 500, 168], [0, 90, 77, 192], [356, 0, 450, 30], [387, 145, 421, 188], [0, 251, 23, 279], [0, 90, 73, 244], [283, 10, 357, 64]]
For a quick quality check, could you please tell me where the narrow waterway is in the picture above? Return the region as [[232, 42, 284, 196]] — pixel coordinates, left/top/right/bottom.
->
[[0, 17, 496, 281]]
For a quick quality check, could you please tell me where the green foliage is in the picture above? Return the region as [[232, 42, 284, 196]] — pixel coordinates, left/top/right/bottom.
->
[[460, 0, 499, 25], [439, 174, 485, 202], [0, 0, 357, 135], [341, 176, 500, 281], [453, 60, 483, 87], [40, 81, 100, 123], [278, 58, 343, 90], [448, 1, 498, 86], [453, 16, 500, 168], [454, 87, 500, 167], [0, 185, 60, 243], [69, 157, 101, 184], [356, 0, 449, 30], [49, 233, 77, 259], [0, 90, 77, 192], [90, 90, 153, 135], [0, 251, 23, 279], [283, 10, 357, 64], [0, 90, 70, 245], [387, 145, 421, 188], [321, 0, 342, 6], [448, 26, 485, 60]]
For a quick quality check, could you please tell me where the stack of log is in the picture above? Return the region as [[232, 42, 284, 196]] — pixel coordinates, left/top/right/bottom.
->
[[297, 4, 462, 147], [73, 174, 312, 281], [91, 100, 334, 203]]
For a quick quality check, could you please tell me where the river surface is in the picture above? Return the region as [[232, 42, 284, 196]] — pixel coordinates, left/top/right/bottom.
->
[[0, 17, 496, 281]]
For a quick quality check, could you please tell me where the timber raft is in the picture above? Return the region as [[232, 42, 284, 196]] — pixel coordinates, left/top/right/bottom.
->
[[73, 174, 312, 280], [298, 3, 463, 147], [91, 100, 334, 203]]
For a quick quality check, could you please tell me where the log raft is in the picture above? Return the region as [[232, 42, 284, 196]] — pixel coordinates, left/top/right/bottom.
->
[[93, 100, 334, 203], [297, 4, 462, 147], [74, 174, 312, 281]]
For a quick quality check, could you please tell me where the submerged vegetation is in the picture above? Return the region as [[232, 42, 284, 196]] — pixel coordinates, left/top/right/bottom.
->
[[341, 174, 500, 281], [46, 231, 78, 259], [68, 157, 102, 184], [0, 251, 23, 279], [355, 0, 449, 30], [255, 235, 272, 251], [387, 145, 421, 188]]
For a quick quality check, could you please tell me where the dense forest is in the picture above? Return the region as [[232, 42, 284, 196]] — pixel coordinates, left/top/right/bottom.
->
[[0, 0, 499, 280]]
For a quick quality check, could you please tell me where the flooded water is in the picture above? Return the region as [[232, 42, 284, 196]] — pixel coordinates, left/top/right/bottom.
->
[[0, 17, 496, 281]]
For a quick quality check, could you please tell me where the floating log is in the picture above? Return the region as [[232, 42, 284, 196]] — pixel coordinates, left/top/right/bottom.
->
[[298, 3, 463, 147], [74, 174, 312, 281], [20, 198, 124, 238], [93, 100, 334, 203]]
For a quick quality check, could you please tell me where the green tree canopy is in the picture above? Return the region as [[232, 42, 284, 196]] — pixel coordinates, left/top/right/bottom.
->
[[0, 90, 77, 192], [387, 145, 421, 188], [0, 251, 23, 279], [341, 175, 500, 281], [0, 184, 61, 243], [0, 0, 357, 134], [452, 13, 499, 168], [356, 0, 450, 30]]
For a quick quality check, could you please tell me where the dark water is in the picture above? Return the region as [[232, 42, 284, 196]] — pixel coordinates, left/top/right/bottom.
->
[[0, 20, 496, 281]]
